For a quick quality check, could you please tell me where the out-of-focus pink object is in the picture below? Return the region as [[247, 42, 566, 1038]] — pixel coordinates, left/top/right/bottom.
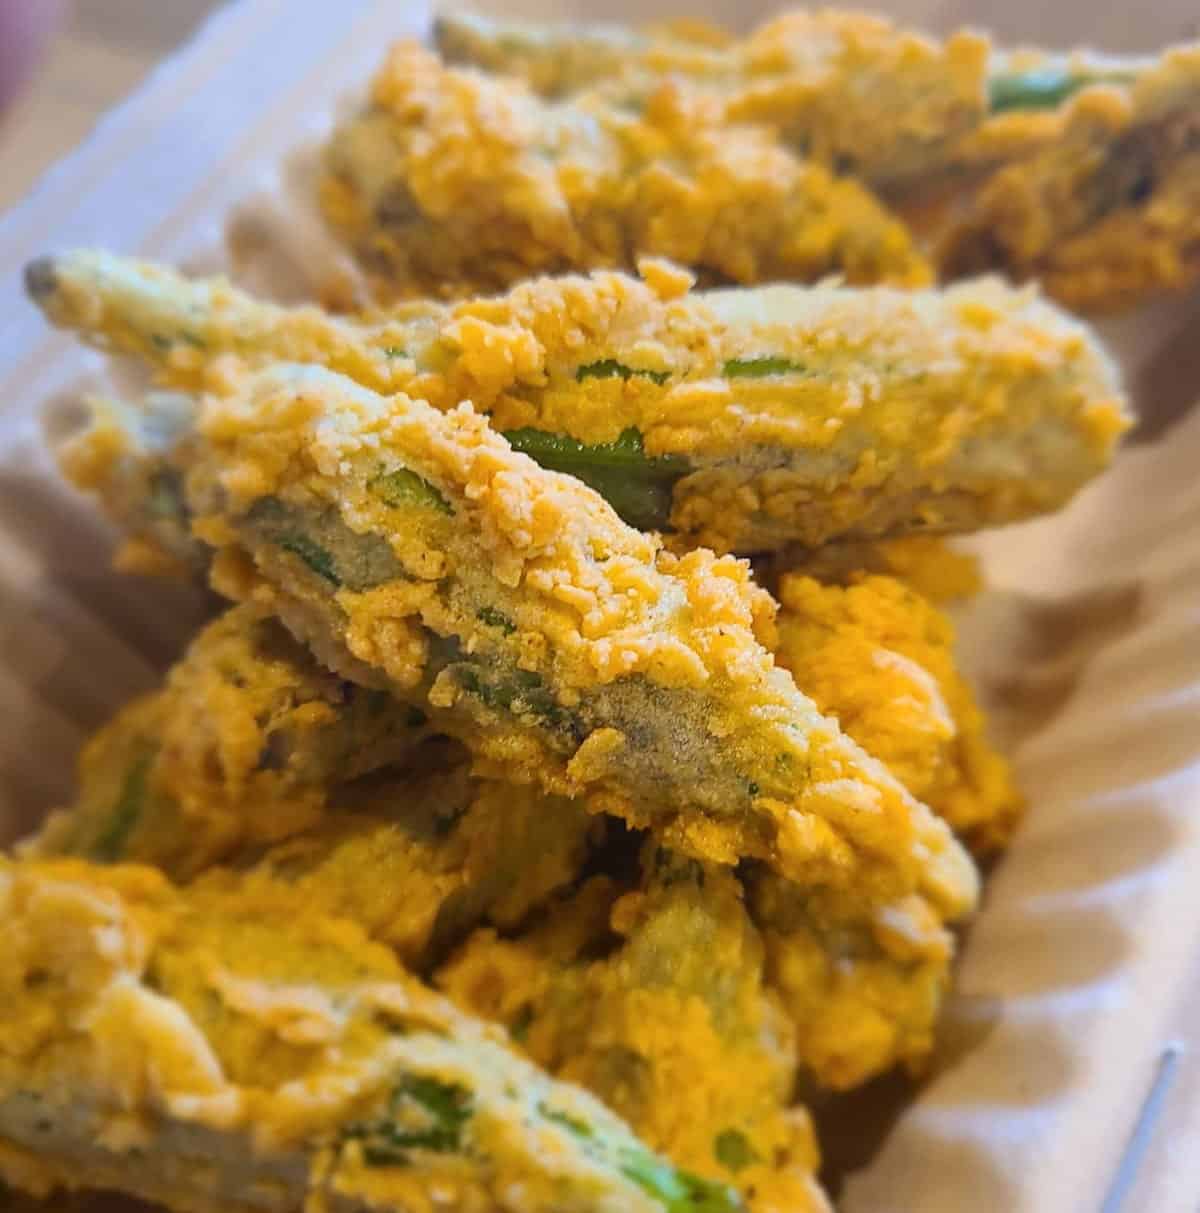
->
[[0, 0, 65, 113]]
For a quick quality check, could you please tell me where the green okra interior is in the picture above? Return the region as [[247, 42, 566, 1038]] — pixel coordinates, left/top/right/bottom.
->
[[90, 750, 154, 862], [987, 65, 1138, 113], [502, 427, 688, 532]]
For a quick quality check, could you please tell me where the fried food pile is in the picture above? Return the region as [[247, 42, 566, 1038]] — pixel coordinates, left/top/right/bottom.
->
[[5, 9, 1153, 1213], [384, 9, 1200, 312]]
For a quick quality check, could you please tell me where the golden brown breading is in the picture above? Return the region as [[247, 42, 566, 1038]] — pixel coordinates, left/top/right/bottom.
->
[[35, 251, 1129, 555], [436, 11, 1200, 309], [438, 847, 830, 1212], [434, 9, 991, 189], [177, 362, 977, 919], [28, 604, 430, 876], [748, 874, 952, 1090], [936, 46, 1200, 310], [27, 604, 596, 971], [0, 857, 747, 1213], [319, 41, 929, 298], [773, 573, 1022, 853]]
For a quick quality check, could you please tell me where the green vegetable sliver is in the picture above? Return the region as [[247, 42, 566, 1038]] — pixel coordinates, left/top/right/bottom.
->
[[713, 1129, 758, 1174], [90, 751, 153, 862], [502, 427, 688, 532], [346, 1076, 473, 1166], [618, 1147, 741, 1213], [576, 359, 670, 386], [987, 66, 1139, 113], [477, 606, 516, 635], [278, 533, 341, 586], [370, 467, 452, 514], [722, 356, 806, 379], [536, 1105, 739, 1213]]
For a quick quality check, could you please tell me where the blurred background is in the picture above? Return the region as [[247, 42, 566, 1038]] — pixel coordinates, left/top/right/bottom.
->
[[0, 0, 222, 209], [3, 0, 1199, 211]]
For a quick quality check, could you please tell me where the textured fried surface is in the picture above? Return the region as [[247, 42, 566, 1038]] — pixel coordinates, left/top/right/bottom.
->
[[434, 11, 1200, 310], [439, 846, 830, 1212], [937, 46, 1200, 310], [319, 42, 929, 298], [0, 857, 746, 1213], [774, 573, 1022, 853], [434, 9, 991, 188], [749, 873, 952, 1090], [38, 252, 1129, 555], [27, 605, 428, 876], [27, 605, 595, 970], [183, 364, 976, 916]]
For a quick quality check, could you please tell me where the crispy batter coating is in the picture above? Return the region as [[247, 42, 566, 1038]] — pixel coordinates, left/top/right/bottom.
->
[[434, 9, 991, 189], [761, 536, 983, 604], [434, 12, 722, 99], [29, 604, 429, 877], [246, 781, 595, 971], [0, 857, 743, 1213], [50, 390, 205, 577], [937, 46, 1200, 311], [27, 604, 595, 970], [36, 251, 1129, 554], [748, 874, 952, 1090], [438, 847, 829, 1212], [774, 573, 1022, 853], [168, 362, 976, 917], [28, 585, 978, 1153], [319, 41, 929, 298], [435, 11, 1200, 310]]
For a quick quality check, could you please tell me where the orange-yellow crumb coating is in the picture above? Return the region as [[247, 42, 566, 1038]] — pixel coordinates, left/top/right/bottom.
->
[[936, 46, 1200, 310], [774, 573, 1022, 853], [27, 605, 428, 877], [438, 849, 830, 1211], [0, 857, 744, 1212], [434, 9, 991, 189], [39, 251, 1130, 555], [176, 364, 977, 919], [320, 41, 929, 298]]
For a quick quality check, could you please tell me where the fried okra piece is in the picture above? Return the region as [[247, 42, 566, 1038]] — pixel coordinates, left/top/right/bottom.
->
[[0, 858, 745, 1213], [438, 845, 830, 1212], [318, 41, 929, 297], [241, 780, 597, 971], [757, 536, 983, 607], [774, 574, 1023, 854], [440, 839, 952, 1107], [938, 45, 1200, 311], [748, 872, 953, 1091], [53, 390, 207, 576], [26, 603, 595, 968], [434, 12, 1157, 188], [434, 11, 709, 99], [438, 12, 1200, 309], [93, 361, 976, 916], [28, 604, 432, 878], [41, 779, 595, 975], [32, 251, 1129, 552], [435, 9, 992, 190]]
